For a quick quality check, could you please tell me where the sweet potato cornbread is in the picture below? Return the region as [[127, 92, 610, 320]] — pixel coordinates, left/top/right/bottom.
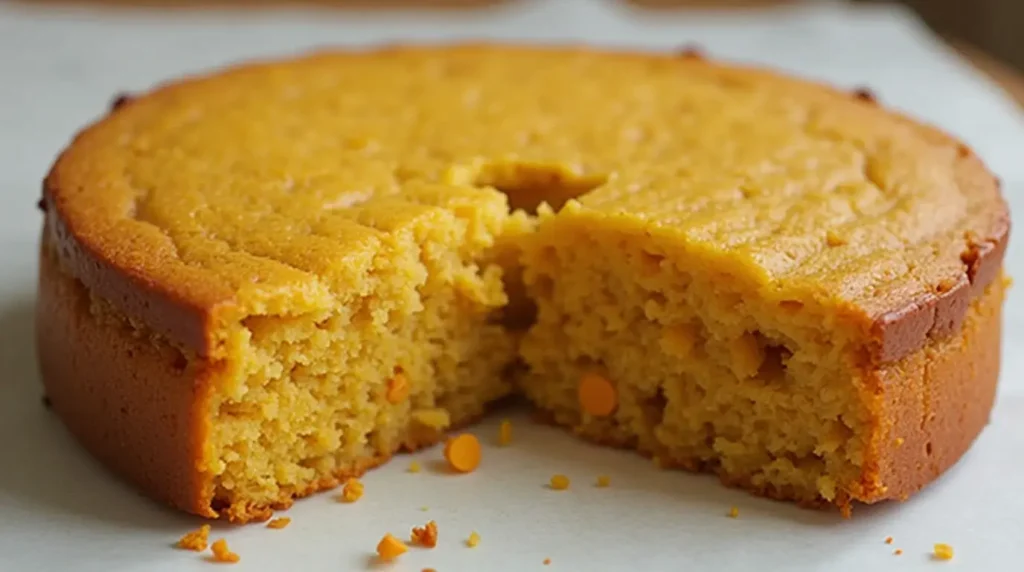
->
[[37, 45, 1009, 522]]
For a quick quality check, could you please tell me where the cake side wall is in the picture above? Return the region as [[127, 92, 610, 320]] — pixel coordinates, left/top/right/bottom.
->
[[860, 273, 1006, 504], [36, 232, 218, 518]]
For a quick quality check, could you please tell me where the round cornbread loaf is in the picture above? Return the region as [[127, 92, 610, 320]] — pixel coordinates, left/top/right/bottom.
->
[[38, 45, 1009, 521]]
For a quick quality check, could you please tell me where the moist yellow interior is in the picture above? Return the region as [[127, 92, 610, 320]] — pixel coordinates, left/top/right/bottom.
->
[[193, 166, 873, 517]]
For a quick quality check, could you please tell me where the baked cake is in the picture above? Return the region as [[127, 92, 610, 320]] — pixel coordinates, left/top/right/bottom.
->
[[36, 45, 1010, 522]]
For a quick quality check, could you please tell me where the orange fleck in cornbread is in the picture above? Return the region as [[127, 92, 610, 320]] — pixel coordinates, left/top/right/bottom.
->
[[266, 517, 291, 529], [444, 434, 482, 473], [210, 539, 240, 563], [411, 520, 439, 548], [177, 525, 210, 551], [340, 478, 364, 503], [37, 44, 1010, 522], [377, 534, 407, 561]]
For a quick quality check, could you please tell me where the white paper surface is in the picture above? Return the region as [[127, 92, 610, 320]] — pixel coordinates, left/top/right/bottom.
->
[[1, 1, 1022, 570]]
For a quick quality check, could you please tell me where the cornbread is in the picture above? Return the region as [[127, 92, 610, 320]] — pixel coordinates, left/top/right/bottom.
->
[[37, 44, 1009, 522]]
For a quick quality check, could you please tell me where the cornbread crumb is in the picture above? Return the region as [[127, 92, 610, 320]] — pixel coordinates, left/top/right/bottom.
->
[[884, 536, 893, 544], [444, 434, 482, 473], [411, 520, 439, 548], [549, 474, 570, 490], [578, 373, 617, 416], [210, 539, 240, 563], [177, 525, 210, 551], [933, 543, 954, 561], [377, 534, 408, 561], [409, 460, 422, 473], [894, 549, 903, 556], [386, 372, 409, 404], [423, 569, 437, 572], [340, 478, 364, 503], [728, 507, 740, 518], [498, 419, 513, 446], [466, 532, 481, 548], [266, 517, 290, 529], [543, 558, 552, 565], [419, 506, 430, 512], [596, 475, 611, 488]]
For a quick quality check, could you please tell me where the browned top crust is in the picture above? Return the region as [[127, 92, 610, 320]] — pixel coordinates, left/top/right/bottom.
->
[[40, 44, 1010, 362]]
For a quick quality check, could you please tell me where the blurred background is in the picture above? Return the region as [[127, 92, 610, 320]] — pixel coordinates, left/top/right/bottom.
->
[[8, 0, 1023, 106]]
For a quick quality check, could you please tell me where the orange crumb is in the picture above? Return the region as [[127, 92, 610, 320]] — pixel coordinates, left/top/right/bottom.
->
[[895, 437, 905, 447], [411, 520, 439, 548], [267, 517, 291, 529], [894, 549, 903, 556], [498, 419, 513, 446], [596, 475, 611, 488], [543, 558, 552, 565], [340, 478, 364, 502], [210, 539, 240, 563], [177, 524, 210, 551], [549, 474, 570, 490], [884, 536, 893, 544], [728, 506, 739, 518], [444, 434, 482, 473], [422, 569, 437, 572], [933, 543, 954, 561], [408, 460, 422, 473], [376, 533, 408, 561], [466, 531, 480, 548], [386, 372, 409, 404], [578, 372, 617, 416]]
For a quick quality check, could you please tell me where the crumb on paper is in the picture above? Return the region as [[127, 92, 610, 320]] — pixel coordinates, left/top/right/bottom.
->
[[549, 474, 570, 490], [498, 418, 513, 446], [596, 475, 611, 488], [376, 533, 408, 561], [408, 460, 422, 473], [933, 543, 954, 561], [210, 539, 240, 563], [340, 478, 364, 503], [177, 525, 210, 551], [411, 520, 438, 548], [419, 506, 429, 512], [894, 549, 903, 556], [728, 506, 739, 518], [267, 517, 290, 529], [884, 536, 893, 544], [543, 558, 552, 565], [466, 531, 480, 548]]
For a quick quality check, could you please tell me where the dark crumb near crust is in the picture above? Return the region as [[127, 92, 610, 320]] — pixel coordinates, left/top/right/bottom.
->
[[852, 87, 877, 103], [110, 92, 134, 111]]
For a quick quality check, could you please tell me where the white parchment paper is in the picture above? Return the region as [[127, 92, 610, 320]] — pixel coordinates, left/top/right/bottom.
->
[[1, 1, 1021, 570]]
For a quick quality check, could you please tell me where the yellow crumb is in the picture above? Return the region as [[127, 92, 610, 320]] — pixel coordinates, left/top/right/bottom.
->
[[340, 478, 364, 503], [266, 517, 291, 529], [578, 372, 617, 416], [444, 434, 482, 473], [498, 419, 513, 446], [728, 506, 739, 518], [419, 506, 429, 512], [376, 533, 408, 561], [933, 543, 954, 561], [596, 475, 611, 487], [466, 531, 481, 548], [386, 372, 409, 404], [549, 474, 570, 490], [177, 524, 210, 551], [884, 536, 893, 545], [411, 520, 438, 548], [408, 460, 422, 473], [210, 538, 240, 563]]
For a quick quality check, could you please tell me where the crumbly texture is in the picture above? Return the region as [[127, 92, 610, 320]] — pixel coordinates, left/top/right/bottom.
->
[[210, 539, 240, 563], [38, 44, 1010, 522], [411, 520, 439, 548], [177, 525, 211, 551], [339, 478, 364, 503]]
